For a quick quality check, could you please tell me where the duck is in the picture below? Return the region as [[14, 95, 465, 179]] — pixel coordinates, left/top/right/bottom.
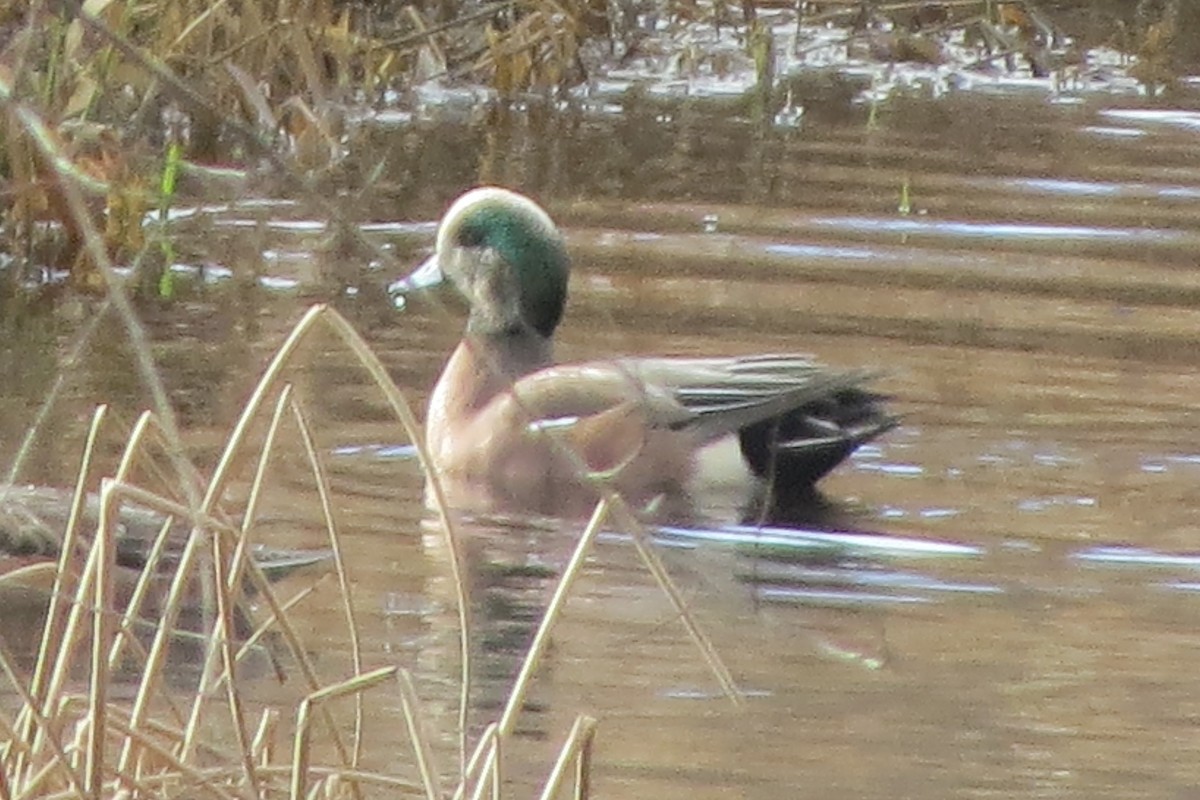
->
[[0, 484, 330, 629], [395, 186, 898, 521]]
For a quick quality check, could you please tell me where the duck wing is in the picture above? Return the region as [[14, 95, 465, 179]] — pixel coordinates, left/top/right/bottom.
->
[[612, 354, 879, 438], [617, 354, 900, 488], [506, 355, 852, 437], [503, 354, 896, 486]]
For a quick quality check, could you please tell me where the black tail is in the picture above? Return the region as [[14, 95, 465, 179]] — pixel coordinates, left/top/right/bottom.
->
[[737, 387, 900, 490]]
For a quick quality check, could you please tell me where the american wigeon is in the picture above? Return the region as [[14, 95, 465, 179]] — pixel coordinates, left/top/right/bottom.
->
[[400, 186, 897, 520]]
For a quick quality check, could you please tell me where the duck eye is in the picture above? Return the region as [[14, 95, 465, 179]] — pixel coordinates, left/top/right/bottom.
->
[[456, 221, 488, 248]]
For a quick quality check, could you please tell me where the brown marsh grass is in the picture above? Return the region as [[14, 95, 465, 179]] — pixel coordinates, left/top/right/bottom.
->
[[0, 0, 1176, 290], [0, 9, 746, 791], [0, 303, 744, 799]]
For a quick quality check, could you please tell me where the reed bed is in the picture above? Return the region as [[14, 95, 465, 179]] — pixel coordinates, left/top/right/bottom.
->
[[0, 303, 743, 800], [0, 3, 749, 789], [0, 0, 1171, 291]]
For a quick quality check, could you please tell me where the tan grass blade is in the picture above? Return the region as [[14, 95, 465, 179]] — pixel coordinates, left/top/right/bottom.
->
[[458, 723, 498, 800], [210, 531, 263, 798], [103, 714, 242, 800], [314, 305, 474, 778], [114, 310, 356, 778], [232, 577, 330, 673], [176, 383, 303, 770], [459, 499, 611, 800], [85, 478, 124, 794], [498, 498, 611, 737], [394, 668, 443, 800], [108, 489, 347, 790], [612, 500, 743, 706], [289, 666, 397, 800], [0, 78, 197, 506], [102, 481, 226, 784], [0, 638, 85, 799], [179, 386, 294, 765], [19, 486, 123, 785], [461, 724, 501, 800], [0, 740, 10, 800], [108, 514, 174, 671], [251, 708, 279, 767], [537, 714, 597, 800], [19, 404, 108, 765], [107, 483, 223, 775], [288, 396, 365, 769], [254, 765, 425, 793], [24, 412, 195, 778], [231, 380, 295, 599], [104, 411, 204, 676]]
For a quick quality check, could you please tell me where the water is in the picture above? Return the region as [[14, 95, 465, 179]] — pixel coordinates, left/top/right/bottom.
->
[[6, 79, 1200, 798]]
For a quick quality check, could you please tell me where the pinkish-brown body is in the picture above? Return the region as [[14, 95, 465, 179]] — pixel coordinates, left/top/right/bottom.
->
[[425, 337, 695, 519]]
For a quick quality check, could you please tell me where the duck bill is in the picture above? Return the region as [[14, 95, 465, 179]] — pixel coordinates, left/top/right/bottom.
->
[[388, 253, 445, 295]]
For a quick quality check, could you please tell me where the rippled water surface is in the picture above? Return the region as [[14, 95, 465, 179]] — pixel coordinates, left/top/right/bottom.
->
[[7, 82, 1200, 798]]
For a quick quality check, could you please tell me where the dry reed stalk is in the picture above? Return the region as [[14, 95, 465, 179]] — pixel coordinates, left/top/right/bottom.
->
[[92, 713, 241, 800], [85, 478, 117, 795], [310, 305, 475, 780], [119, 312, 354, 781], [288, 397, 366, 770], [394, 669, 444, 800], [0, 639, 86, 799], [2, 373, 346, 799], [251, 764, 425, 793], [210, 531, 262, 799], [0, 298, 748, 800], [537, 714, 596, 800], [0, 74, 198, 499], [287, 665, 433, 800], [19, 479, 152, 787], [76, 305, 471, 798], [103, 412, 205, 680], [89, 301, 460, 791], [497, 499, 612, 739], [232, 577, 328, 671], [178, 385, 295, 755], [17, 404, 109, 775], [459, 722, 500, 800], [250, 707, 278, 767]]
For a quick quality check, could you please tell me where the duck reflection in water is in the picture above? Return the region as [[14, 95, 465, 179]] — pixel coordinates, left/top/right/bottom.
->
[[395, 186, 897, 525]]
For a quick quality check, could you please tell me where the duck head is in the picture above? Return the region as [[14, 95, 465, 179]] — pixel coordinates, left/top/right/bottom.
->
[[399, 187, 570, 339]]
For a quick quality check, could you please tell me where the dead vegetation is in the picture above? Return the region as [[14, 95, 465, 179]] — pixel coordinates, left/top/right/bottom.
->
[[0, 302, 749, 799], [0, 1, 1184, 290]]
